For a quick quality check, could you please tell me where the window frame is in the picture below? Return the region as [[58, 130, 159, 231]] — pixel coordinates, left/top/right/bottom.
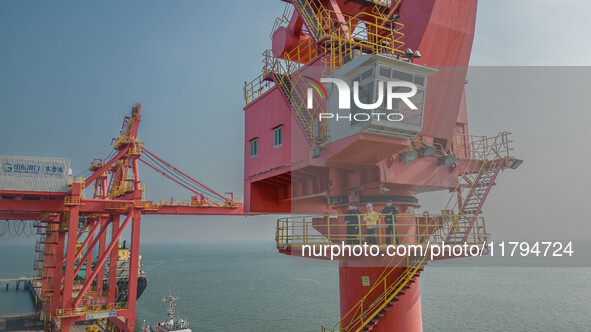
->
[[249, 139, 258, 157], [273, 126, 283, 148]]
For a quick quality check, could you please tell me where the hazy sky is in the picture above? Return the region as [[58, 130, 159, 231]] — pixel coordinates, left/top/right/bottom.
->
[[1, 0, 590, 245]]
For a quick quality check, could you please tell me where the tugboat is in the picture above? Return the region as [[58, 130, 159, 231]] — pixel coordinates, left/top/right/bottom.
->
[[143, 294, 191, 332]]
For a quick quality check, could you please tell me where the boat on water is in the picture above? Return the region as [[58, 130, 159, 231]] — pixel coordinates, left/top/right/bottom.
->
[[143, 294, 191, 332]]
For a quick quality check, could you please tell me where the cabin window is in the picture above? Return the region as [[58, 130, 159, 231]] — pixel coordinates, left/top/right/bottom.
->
[[391, 70, 413, 82], [250, 139, 258, 157], [379, 66, 391, 78], [273, 127, 283, 147]]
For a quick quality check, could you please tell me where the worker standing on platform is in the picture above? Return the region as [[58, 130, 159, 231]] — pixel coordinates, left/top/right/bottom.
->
[[381, 199, 400, 245], [364, 203, 379, 244], [344, 203, 361, 244]]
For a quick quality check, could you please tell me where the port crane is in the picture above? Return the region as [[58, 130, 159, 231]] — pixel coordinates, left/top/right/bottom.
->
[[0, 104, 244, 332], [0, 0, 524, 331]]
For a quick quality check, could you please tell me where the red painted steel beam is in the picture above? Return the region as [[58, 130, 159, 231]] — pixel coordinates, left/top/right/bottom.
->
[[143, 206, 245, 215], [0, 196, 247, 216], [0, 190, 66, 197], [0, 213, 41, 220], [128, 104, 141, 139], [96, 216, 108, 295], [73, 212, 133, 307], [107, 216, 119, 303], [325, 0, 350, 38], [65, 220, 110, 284], [108, 316, 129, 332], [63, 203, 80, 309], [52, 228, 65, 317], [132, 158, 140, 191], [142, 148, 230, 202], [74, 221, 100, 262], [0, 200, 67, 213], [126, 209, 141, 331], [84, 146, 130, 189]]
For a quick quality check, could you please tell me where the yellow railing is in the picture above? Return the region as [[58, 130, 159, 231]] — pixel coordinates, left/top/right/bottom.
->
[[151, 197, 242, 209], [245, 0, 406, 105], [324, 255, 427, 332], [104, 201, 132, 210], [274, 63, 328, 146], [294, 0, 405, 71], [56, 302, 128, 318], [244, 49, 327, 145], [244, 71, 273, 105], [454, 131, 513, 161], [276, 213, 488, 249], [243, 50, 302, 105], [64, 196, 84, 206]]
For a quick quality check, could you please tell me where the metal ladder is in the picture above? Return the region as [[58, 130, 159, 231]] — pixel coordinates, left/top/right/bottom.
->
[[271, 66, 327, 146], [445, 160, 502, 243]]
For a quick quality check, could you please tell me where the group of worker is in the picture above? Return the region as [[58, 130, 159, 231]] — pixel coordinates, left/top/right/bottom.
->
[[344, 200, 399, 245]]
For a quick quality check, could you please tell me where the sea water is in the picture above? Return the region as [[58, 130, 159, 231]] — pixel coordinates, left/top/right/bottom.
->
[[1, 242, 590, 331]]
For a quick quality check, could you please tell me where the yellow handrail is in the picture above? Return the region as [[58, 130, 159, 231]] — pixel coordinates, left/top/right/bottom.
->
[[55, 302, 128, 318], [344, 256, 427, 332], [276, 213, 488, 249]]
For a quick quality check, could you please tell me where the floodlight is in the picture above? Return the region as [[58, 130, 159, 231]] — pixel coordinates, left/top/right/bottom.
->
[[400, 150, 418, 163], [510, 159, 523, 169], [419, 145, 436, 157], [438, 154, 456, 167]]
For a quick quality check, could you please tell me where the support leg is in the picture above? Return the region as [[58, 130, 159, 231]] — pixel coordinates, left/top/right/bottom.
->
[[108, 216, 120, 303], [63, 205, 80, 315], [126, 209, 141, 331]]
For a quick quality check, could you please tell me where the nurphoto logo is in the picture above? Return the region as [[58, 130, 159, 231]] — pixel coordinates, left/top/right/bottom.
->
[[305, 77, 418, 122]]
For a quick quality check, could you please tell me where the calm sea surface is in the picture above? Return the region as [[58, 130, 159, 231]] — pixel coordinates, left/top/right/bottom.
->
[[1, 242, 590, 331]]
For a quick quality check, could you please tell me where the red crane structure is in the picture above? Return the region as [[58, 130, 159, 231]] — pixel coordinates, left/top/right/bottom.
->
[[0, 104, 243, 331], [243, 0, 521, 331]]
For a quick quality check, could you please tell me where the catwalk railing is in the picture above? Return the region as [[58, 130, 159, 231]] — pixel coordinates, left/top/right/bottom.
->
[[276, 213, 489, 250]]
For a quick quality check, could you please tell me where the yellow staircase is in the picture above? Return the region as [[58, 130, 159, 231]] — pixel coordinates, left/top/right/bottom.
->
[[441, 132, 516, 244], [322, 255, 427, 332]]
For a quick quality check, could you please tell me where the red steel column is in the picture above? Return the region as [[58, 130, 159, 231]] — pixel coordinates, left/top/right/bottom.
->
[[108, 215, 120, 303], [96, 215, 107, 295], [132, 158, 140, 191], [126, 208, 141, 331], [51, 218, 65, 328], [61, 203, 79, 332], [85, 220, 95, 284], [338, 265, 422, 332]]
